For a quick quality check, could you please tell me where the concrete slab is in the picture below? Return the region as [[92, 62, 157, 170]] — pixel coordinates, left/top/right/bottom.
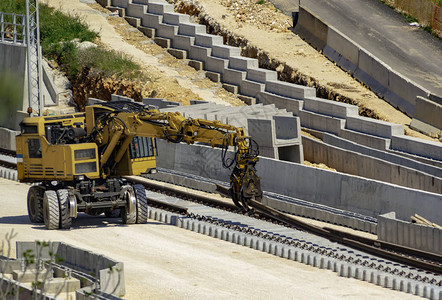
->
[[265, 80, 316, 100], [338, 128, 390, 151]]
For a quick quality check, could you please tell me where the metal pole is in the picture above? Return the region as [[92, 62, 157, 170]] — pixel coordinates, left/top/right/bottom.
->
[[35, 0, 43, 116], [25, 1, 33, 114]]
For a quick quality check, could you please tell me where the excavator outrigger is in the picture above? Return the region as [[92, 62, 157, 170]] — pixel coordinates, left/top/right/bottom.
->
[[16, 101, 262, 229]]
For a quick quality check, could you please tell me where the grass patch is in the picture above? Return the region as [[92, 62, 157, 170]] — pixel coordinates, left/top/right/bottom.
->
[[255, 1, 267, 5], [1, 1, 144, 81]]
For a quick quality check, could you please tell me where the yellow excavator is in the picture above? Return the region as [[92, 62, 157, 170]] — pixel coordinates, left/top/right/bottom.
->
[[16, 101, 262, 229]]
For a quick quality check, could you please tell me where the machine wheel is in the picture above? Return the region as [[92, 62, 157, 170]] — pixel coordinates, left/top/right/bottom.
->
[[43, 190, 60, 230], [27, 186, 44, 223], [57, 189, 72, 229], [133, 184, 148, 224], [105, 209, 121, 218], [121, 186, 136, 224]]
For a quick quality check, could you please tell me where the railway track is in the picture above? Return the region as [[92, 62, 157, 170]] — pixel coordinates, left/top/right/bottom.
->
[[130, 176, 441, 276], [3, 147, 441, 297], [0, 148, 17, 170]]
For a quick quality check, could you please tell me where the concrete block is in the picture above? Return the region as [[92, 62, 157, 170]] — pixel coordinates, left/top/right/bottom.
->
[[96, 0, 111, 7], [240, 79, 265, 98], [124, 16, 140, 27], [172, 34, 194, 52], [154, 37, 170, 48], [303, 96, 358, 118], [188, 60, 203, 70], [190, 100, 209, 105], [147, 1, 174, 15], [0, 127, 19, 151], [157, 23, 178, 40], [246, 68, 278, 84], [294, 6, 328, 50], [257, 91, 303, 114], [194, 33, 223, 48], [206, 56, 228, 75], [346, 115, 403, 138], [132, 0, 150, 4], [206, 71, 221, 83], [390, 134, 442, 161], [111, 0, 129, 8], [138, 25, 155, 38], [141, 12, 162, 29], [299, 110, 345, 134], [178, 22, 206, 36], [189, 45, 211, 63], [167, 48, 186, 59], [228, 56, 259, 71], [162, 12, 190, 25], [222, 83, 238, 94], [410, 118, 441, 139], [223, 68, 246, 86], [211, 44, 241, 59], [126, 2, 147, 18], [265, 80, 316, 100]]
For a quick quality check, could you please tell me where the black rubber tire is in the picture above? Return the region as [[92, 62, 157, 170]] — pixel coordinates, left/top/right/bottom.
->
[[134, 184, 148, 224], [43, 190, 60, 230], [27, 186, 44, 223], [122, 186, 136, 224], [57, 189, 72, 229], [105, 209, 121, 218]]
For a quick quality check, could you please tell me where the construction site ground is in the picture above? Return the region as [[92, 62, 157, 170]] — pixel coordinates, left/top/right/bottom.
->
[[0, 178, 421, 299]]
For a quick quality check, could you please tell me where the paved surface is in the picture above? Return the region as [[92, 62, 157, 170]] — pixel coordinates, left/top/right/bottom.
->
[[0, 178, 420, 299], [271, 0, 442, 97]]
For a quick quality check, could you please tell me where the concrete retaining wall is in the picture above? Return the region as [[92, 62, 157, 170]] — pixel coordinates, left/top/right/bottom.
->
[[302, 135, 442, 194], [295, 5, 432, 117], [378, 212, 441, 255], [156, 141, 442, 222]]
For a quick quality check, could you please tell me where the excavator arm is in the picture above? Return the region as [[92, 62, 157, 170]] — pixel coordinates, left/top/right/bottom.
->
[[85, 102, 262, 211]]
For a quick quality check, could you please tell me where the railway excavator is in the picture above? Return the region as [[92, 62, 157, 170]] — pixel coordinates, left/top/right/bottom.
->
[[15, 101, 262, 229]]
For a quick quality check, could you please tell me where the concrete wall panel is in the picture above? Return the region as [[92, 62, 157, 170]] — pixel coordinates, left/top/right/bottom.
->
[[265, 80, 316, 99], [326, 26, 359, 67], [163, 12, 190, 25], [346, 116, 403, 138], [257, 92, 303, 115], [391, 135, 442, 161], [156, 142, 442, 222], [294, 6, 328, 50], [303, 97, 358, 119], [355, 49, 390, 97], [412, 96, 442, 133]]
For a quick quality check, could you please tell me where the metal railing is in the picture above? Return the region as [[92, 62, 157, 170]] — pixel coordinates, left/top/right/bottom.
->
[[0, 12, 26, 45]]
